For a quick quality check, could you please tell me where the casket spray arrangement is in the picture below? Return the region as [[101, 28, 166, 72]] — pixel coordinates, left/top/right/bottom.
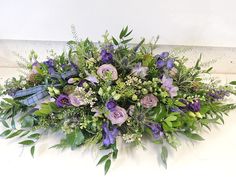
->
[[0, 27, 236, 174]]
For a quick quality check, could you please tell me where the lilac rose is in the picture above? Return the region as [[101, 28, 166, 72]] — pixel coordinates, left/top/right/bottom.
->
[[106, 106, 128, 125], [97, 64, 118, 81], [140, 94, 159, 108]]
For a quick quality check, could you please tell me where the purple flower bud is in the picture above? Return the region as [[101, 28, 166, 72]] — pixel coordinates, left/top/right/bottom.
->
[[43, 59, 54, 68], [188, 100, 201, 112], [160, 52, 169, 59], [156, 59, 165, 68], [101, 49, 113, 63], [106, 99, 117, 111], [166, 59, 174, 69]]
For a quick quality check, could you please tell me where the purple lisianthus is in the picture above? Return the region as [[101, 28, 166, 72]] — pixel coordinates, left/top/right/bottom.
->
[[97, 64, 118, 81], [166, 59, 174, 69], [156, 59, 165, 69], [106, 106, 128, 125], [188, 100, 201, 112], [56, 94, 71, 107], [140, 94, 158, 108], [102, 122, 119, 147], [161, 75, 179, 98], [106, 99, 117, 111], [101, 49, 113, 63], [131, 62, 148, 78], [147, 123, 164, 139]]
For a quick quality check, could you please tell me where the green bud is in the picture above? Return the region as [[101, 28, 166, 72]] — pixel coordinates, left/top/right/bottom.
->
[[141, 88, 148, 95], [83, 82, 89, 88], [114, 94, 121, 100], [195, 112, 203, 118], [98, 88, 103, 96], [107, 86, 111, 92], [48, 87, 53, 92], [132, 94, 138, 101], [53, 87, 60, 95], [188, 111, 196, 117]]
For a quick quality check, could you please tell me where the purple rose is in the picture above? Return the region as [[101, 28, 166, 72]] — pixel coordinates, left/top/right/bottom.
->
[[68, 94, 85, 107], [101, 49, 113, 63], [106, 99, 117, 111], [106, 106, 128, 125], [97, 64, 118, 81], [56, 94, 71, 107], [140, 94, 158, 108], [102, 122, 118, 147]]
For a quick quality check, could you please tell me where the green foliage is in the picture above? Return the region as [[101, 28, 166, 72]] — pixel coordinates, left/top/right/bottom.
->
[[52, 129, 85, 150], [161, 146, 168, 168]]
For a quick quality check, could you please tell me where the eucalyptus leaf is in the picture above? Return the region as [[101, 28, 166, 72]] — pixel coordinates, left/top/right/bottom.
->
[[104, 159, 111, 175]]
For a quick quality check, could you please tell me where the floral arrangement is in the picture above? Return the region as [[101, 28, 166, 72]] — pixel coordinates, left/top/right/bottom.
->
[[1, 27, 236, 174]]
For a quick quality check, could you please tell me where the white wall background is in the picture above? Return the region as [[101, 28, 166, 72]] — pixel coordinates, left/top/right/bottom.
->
[[1, 0, 236, 47]]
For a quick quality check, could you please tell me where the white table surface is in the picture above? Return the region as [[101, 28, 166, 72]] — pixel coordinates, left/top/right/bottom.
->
[[0, 49, 236, 177]]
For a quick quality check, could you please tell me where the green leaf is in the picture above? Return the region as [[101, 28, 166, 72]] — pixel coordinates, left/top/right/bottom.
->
[[121, 38, 132, 44], [112, 37, 119, 45], [7, 130, 24, 139], [28, 133, 41, 140], [0, 129, 11, 137], [161, 146, 168, 168], [65, 129, 85, 149], [1, 120, 9, 128], [19, 131, 30, 138], [229, 81, 236, 85], [20, 116, 34, 128], [184, 132, 204, 141], [119, 26, 128, 39], [67, 40, 78, 46], [174, 100, 186, 107], [19, 140, 35, 145], [124, 30, 133, 37], [104, 159, 111, 175], [3, 98, 15, 104], [31, 146, 35, 158], [150, 103, 167, 122], [97, 154, 110, 166], [166, 116, 177, 122]]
